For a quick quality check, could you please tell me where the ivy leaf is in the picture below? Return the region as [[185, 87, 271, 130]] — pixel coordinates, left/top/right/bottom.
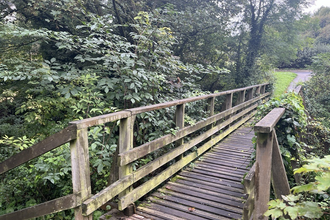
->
[[315, 173, 330, 191], [264, 209, 283, 219], [287, 134, 296, 147], [284, 206, 299, 220], [300, 202, 323, 219]]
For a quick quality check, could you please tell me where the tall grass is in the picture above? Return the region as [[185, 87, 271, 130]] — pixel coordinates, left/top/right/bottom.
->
[[272, 72, 297, 97]]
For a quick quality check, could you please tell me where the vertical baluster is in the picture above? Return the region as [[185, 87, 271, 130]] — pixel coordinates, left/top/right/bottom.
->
[[70, 128, 93, 220], [118, 116, 135, 215], [236, 90, 246, 105]]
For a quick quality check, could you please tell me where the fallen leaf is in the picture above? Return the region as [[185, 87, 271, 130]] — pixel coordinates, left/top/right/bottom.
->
[[188, 207, 195, 212]]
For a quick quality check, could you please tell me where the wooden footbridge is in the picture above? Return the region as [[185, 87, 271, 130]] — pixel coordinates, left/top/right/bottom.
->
[[0, 83, 293, 220]]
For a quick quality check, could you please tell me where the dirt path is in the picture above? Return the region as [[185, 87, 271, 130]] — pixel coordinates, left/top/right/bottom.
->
[[286, 69, 312, 91]]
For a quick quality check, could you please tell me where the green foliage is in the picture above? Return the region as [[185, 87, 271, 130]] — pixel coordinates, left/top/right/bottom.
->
[[304, 53, 330, 127], [265, 156, 330, 219], [254, 92, 307, 181]]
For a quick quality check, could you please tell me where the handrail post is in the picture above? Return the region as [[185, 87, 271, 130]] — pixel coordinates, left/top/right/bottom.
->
[[118, 115, 135, 214], [253, 108, 289, 220], [70, 128, 93, 220], [254, 131, 274, 220], [175, 104, 185, 161], [246, 88, 253, 101], [236, 90, 246, 105], [222, 93, 233, 111], [260, 85, 266, 94]]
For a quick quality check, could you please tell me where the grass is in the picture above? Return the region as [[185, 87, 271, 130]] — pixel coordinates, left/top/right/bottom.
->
[[272, 71, 297, 97]]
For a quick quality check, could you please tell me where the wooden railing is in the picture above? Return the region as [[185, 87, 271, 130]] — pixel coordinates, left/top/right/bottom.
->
[[243, 108, 291, 220], [0, 83, 270, 220]]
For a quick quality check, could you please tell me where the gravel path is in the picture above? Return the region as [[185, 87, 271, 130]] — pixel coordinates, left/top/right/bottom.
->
[[286, 70, 312, 91]]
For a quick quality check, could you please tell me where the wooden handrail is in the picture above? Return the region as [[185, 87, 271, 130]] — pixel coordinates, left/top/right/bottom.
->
[[0, 83, 270, 220], [244, 108, 290, 220]]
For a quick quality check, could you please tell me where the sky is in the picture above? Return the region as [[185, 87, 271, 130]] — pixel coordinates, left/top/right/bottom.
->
[[304, 0, 330, 14]]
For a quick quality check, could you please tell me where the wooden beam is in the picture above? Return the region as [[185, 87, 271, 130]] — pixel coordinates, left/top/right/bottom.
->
[[254, 132, 274, 220], [70, 128, 92, 219], [0, 194, 79, 220], [128, 84, 268, 115], [69, 111, 131, 129], [254, 108, 285, 133], [271, 131, 290, 198], [0, 125, 76, 175]]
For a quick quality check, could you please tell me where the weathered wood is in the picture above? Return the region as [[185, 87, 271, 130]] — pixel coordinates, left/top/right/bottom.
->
[[222, 93, 233, 111], [82, 175, 133, 216], [69, 111, 131, 129], [118, 93, 270, 166], [175, 104, 185, 161], [118, 112, 254, 210], [271, 131, 290, 198], [255, 86, 261, 96], [128, 84, 268, 115], [236, 90, 246, 105], [70, 128, 92, 220], [0, 125, 76, 175], [118, 116, 135, 199], [0, 194, 79, 220], [254, 132, 274, 220], [260, 85, 266, 94], [207, 97, 215, 116], [254, 108, 285, 133], [243, 163, 256, 220], [246, 88, 253, 101]]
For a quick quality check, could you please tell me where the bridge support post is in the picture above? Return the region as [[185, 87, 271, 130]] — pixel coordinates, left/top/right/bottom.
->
[[246, 88, 253, 101], [118, 115, 135, 215], [70, 128, 93, 220]]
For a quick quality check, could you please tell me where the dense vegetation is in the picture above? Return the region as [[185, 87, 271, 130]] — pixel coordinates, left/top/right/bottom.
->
[[1, 0, 330, 219]]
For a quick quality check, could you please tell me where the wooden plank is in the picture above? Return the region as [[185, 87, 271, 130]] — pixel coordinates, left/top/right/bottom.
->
[[153, 192, 241, 219], [70, 128, 92, 220], [165, 182, 244, 208], [149, 195, 235, 220], [254, 108, 285, 133], [118, 113, 254, 210], [69, 111, 131, 129], [158, 188, 242, 213], [0, 125, 76, 174], [138, 204, 196, 220], [271, 131, 290, 198], [175, 175, 244, 194], [254, 132, 274, 220], [174, 179, 244, 197], [179, 172, 244, 191], [0, 194, 78, 220], [119, 94, 268, 166]]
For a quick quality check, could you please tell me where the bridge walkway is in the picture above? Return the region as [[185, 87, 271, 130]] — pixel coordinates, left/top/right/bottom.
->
[[127, 126, 254, 220]]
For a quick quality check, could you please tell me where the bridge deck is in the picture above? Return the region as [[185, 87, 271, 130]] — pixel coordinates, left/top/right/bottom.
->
[[127, 126, 254, 220]]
